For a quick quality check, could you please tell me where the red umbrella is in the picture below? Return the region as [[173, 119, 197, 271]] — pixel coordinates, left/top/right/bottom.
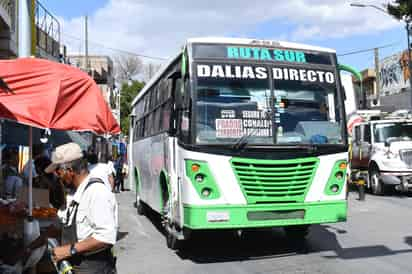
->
[[0, 58, 121, 217], [0, 58, 120, 134]]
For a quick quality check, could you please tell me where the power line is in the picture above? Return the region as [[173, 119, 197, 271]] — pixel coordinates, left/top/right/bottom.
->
[[337, 42, 401, 56], [62, 33, 168, 61]]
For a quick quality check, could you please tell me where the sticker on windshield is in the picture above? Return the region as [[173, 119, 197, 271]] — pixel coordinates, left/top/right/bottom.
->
[[221, 110, 236, 119], [215, 119, 243, 138], [242, 111, 272, 137]]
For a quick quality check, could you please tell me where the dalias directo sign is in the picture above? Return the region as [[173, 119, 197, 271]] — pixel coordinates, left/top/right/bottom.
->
[[196, 64, 335, 84]]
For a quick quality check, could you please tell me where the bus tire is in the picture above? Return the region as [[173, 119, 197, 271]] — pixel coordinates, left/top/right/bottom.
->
[[135, 191, 145, 216], [284, 225, 310, 240], [166, 231, 181, 250]]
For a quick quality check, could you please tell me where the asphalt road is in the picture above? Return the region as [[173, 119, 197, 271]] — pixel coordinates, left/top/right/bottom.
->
[[114, 190, 412, 274]]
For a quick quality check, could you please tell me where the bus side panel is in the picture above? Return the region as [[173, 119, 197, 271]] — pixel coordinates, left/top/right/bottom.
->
[[177, 147, 247, 206], [133, 133, 168, 214], [305, 152, 348, 202]]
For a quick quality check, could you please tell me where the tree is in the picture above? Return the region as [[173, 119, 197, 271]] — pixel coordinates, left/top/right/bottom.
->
[[115, 55, 143, 83], [119, 80, 145, 136], [387, 1, 412, 21], [142, 62, 162, 82]]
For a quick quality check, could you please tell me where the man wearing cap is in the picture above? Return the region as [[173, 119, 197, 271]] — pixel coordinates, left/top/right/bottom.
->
[[46, 142, 117, 274]]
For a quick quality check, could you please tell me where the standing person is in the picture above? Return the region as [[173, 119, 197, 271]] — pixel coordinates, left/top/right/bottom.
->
[[114, 157, 124, 193], [2, 149, 23, 198], [121, 160, 128, 191], [34, 156, 65, 209], [22, 144, 44, 182], [107, 155, 116, 182], [45, 143, 117, 274], [87, 152, 115, 191]]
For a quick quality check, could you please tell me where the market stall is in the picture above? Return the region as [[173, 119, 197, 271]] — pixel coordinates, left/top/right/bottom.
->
[[0, 57, 120, 273]]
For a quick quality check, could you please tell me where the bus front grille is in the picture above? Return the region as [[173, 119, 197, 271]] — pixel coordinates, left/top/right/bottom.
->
[[231, 157, 319, 204]]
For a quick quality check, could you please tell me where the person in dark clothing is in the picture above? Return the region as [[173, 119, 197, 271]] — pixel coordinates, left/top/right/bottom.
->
[[2, 148, 23, 198], [34, 156, 65, 209], [114, 157, 124, 192]]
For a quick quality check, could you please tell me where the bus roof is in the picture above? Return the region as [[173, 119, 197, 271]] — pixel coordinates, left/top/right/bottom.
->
[[131, 53, 181, 108], [187, 37, 336, 53], [131, 37, 337, 108]]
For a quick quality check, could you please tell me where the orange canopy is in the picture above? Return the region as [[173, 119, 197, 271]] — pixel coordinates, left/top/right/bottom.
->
[[0, 58, 120, 135]]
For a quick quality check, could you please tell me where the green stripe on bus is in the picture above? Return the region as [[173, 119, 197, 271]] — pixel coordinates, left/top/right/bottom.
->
[[183, 200, 346, 229]]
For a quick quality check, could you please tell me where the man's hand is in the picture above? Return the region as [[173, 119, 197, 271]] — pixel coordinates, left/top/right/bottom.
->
[[52, 245, 71, 262]]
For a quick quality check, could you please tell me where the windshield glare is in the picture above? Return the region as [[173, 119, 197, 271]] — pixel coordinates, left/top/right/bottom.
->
[[195, 66, 343, 146], [374, 123, 412, 143]]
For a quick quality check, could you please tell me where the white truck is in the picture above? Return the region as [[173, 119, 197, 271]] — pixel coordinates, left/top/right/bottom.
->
[[350, 118, 412, 194]]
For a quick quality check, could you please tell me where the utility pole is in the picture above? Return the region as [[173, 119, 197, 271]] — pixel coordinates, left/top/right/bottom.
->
[[374, 48, 380, 107], [407, 21, 412, 109], [18, 0, 32, 57], [85, 15, 89, 73]]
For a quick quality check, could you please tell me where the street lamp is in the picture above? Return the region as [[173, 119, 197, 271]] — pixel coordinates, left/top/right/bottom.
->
[[351, 2, 412, 109]]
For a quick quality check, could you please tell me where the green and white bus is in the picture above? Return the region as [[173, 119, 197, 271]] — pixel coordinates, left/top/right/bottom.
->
[[129, 37, 348, 249]]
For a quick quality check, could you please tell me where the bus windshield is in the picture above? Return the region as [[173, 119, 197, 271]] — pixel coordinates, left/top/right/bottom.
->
[[195, 66, 343, 145]]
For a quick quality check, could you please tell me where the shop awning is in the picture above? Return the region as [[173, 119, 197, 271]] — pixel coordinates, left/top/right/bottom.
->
[[0, 58, 120, 135]]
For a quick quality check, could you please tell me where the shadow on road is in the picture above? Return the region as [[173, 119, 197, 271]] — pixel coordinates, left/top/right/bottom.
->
[[311, 225, 412, 260], [176, 228, 309, 263], [135, 201, 412, 264], [117, 231, 129, 241]]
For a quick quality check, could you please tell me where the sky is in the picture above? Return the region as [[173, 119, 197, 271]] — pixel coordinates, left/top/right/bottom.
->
[[39, 0, 407, 72]]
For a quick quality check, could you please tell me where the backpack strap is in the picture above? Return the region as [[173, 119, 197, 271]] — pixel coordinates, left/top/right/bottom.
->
[[83, 177, 105, 193]]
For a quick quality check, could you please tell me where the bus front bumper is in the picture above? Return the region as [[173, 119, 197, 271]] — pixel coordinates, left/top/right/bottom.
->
[[183, 200, 347, 230]]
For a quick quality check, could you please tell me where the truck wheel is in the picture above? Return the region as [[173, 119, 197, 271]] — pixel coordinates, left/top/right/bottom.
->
[[370, 168, 384, 195]]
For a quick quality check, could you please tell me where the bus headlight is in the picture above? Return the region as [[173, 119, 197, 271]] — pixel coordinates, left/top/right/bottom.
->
[[195, 174, 205, 183], [185, 160, 220, 200], [324, 160, 347, 196], [201, 187, 212, 197], [335, 171, 344, 180], [330, 184, 340, 193]]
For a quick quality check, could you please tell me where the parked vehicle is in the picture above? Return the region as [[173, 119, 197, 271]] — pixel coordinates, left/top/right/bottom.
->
[[350, 116, 412, 194]]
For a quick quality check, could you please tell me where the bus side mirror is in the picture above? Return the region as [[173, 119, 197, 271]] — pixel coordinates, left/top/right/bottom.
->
[[174, 79, 191, 111]]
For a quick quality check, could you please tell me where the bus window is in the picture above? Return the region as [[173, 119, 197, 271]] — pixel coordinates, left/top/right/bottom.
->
[[154, 107, 162, 133], [162, 101, 172, 131], [273, 77, 342, 145]]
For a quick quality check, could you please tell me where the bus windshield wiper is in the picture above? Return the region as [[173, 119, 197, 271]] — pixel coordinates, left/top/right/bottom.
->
[[232, 129, 257, 150], [293, 144, 318, 153]]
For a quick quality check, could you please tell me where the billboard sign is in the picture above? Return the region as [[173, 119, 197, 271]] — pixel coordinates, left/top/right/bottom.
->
[[379, 51, 410, 96]]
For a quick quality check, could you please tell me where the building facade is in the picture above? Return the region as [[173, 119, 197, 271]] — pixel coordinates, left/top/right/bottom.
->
[[354, 50, 412, 112], [67, 55, 118, 121], [0, 0, 63, 60], [0, 0, 17, 58]]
